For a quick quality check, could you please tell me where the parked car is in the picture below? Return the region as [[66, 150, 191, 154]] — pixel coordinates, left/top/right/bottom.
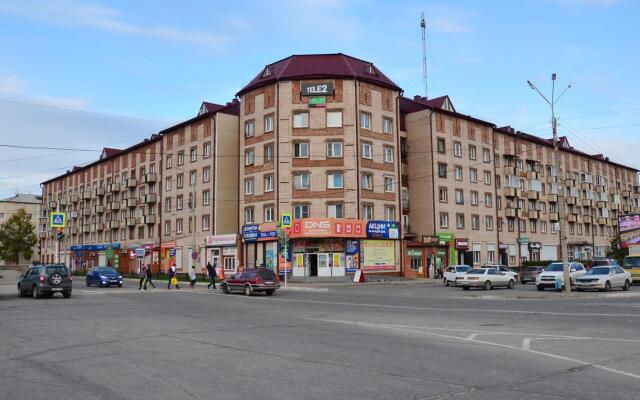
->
[[520, 266, 544, 284], [592, 258, 620, 267], [575, 266, 632, 292], [221, 269, 280, 296], [536, 262, 586, 290], [483, 264, 519, 283], [443, 265, 472, 286], [86, 266, 123, 287], [17, 264, 72, 299], [459, 268, 516, 290]]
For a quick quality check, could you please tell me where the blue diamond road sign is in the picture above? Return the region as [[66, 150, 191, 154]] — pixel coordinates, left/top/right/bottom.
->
[[50, 212, 66, 228]]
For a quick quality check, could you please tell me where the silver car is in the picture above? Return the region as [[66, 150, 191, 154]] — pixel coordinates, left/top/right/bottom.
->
[[575, 266, 632, 292]]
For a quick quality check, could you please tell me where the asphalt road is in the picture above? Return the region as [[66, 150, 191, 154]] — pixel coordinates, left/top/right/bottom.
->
[[2, 281, 640, 400]]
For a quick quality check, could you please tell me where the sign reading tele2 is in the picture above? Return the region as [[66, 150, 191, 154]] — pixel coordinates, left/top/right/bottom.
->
[[300, 82, 334, 96]]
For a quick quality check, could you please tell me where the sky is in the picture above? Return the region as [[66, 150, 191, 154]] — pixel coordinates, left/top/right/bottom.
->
[[0, 0, 638, 198]]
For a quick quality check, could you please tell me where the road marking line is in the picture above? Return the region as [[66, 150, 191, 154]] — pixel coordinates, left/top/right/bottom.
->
[[522, 338, 531, 350], [466, 333, 478, 340]]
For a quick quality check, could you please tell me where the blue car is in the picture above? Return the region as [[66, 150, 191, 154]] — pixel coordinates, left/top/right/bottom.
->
[[86, 267, 123, 287]]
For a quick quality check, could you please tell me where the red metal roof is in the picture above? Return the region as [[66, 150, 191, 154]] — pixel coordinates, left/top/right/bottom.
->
[[237, 53, 401, 96]]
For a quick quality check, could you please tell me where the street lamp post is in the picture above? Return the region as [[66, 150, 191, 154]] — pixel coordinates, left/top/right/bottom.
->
[[527, 74, 572, 293]]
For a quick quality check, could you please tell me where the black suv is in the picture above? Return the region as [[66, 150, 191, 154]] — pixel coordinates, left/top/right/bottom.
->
[[18, 264, 72, 299]]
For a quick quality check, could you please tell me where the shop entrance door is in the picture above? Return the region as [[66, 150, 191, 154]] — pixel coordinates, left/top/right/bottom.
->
[[317, 253, 332, 277], [210, 249, 221, 267], [332, 253, 346, 277], [308, 254, 318, 277]]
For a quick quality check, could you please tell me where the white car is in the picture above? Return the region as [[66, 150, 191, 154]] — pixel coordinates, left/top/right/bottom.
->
[[575, 266, 632, 292], [443, 265, 472, 286], [459, 268, 516, 290], [483, 264, 518, 283], [536, 262, 586, 291]]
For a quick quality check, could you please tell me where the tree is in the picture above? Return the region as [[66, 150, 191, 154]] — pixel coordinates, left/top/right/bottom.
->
[[606, 234, 627, 265], [0, 208, 38, 265]]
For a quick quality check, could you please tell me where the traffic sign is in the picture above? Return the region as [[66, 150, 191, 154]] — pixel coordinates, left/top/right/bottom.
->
[[50, 212, 67, 228], [280, 213, 292, 228]]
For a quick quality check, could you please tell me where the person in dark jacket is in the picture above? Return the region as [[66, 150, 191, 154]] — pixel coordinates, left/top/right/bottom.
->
[[145, 264, 156, 290], [167, 264, 180, 290], [206, 261, 217, 289]]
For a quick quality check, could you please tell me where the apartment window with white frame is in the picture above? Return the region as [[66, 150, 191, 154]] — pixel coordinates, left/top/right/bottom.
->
[[293, 173, 310, 189], [202, 190, 210, 206], [362, 204, 373, 220], [454, 142, 462, 157], [384, 176, 395, 192], [456, 213, 465, 229], [177, 173, 184, 189], [264, 144, 274, 162], [455, 189, 464, 205], [484, 170, 492, 185], [437, 138, 446, 154], [439, 187, 448, 203], [327, 141, 343, 158], [486, 216, 494, 230], [203, 166, 210, 183], [360, 112, 371, 129], [202, 215, 210, 231], [164, 220, 171, 236], [483, 148, 491, 162], [505, 175, 521, 188], [471, 191, 479, 206], [469, 145, 477, 160], [470, 168, 478, 183], [245, 149, 255, 165], [190, 146, 197, 162], [328, 203, 344, 218], [328, 172, 343, 189], [440, 212, 449, 228], [294, 142, 309, 158], [485, 193, 493, 207], [384, 206, 395, 221], [177, 151, 184, 165], [245, 178, 254, 195], [455, 166, 463, 181], [362, 173, 373, 190], [165, 197, 172, 212], [203, 142, 211, 159], [166, 154, 172, 169], [264, 175, 274, 192], [177, 195, 183, 210], [471, 215, 480, 230], [245, 120, 255, 137], [165, 177, 172, 191], [438, 163, 447, 178], [189, 170, 197, 186], [293, 112, 309, 128], [327, 110, 343, 128], [264, 205, 274, 222], [264, 115, 274, 133], [361, 142, 372, 159], [383, 117, 393, 133], [383, 146, 394, 163], [245, 208, 254, 224], [294, 204, 309, 219]]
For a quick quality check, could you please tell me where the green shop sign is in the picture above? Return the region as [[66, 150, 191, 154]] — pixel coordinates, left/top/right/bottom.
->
[[408, 249, 423, 257], [308, 96, 326, 107], [435, 232, 454, 243]]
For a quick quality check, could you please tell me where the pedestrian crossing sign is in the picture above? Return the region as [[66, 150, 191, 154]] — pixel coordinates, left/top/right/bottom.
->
[[50, 212, 67, 228], [280, 213, 292, 228]]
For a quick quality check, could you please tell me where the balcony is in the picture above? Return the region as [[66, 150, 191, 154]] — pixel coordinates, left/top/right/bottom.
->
[[109, 221, 119, 230], [39, 231, 48, 239], [526, 191, 540, 200], [402, 198, 409, 209], [125, 198, 137, 208], [119, 220, 128, 228], [566, 197, 576, 205], [596, 201, 607, 208], [143, 215, 156, 224], [109, 202, 121, 210], [527, 210, 540, 219], [611, 203, 620, 211], [126, 217, 136, 227], [547, 194, 558, 203], [81, 208, 92, 216], [93, 205, 105, 214], [47, 201, 57, 209], [108, 183, 121, 192], [584, 216, 594, 225], [94, 187, 105, 197], [565, 179, 576, 186], [622, 190, 631, 198], [595, 185, 606, 193], [144, 173, 157, 183], [503, 187, 518, 197], [70, 195, 79, 203], [82, 191, 91, 200], [144, 193, 157, 204], [504, 166, 517, 175], [623, 205, 631, 213], [126, 178, 137, 188], [597, 217, 608, 225], [95, 223, 105, 231], [580, 182, 591, 190], [549, 212, 559, 221], [546, 175, 557, 183], [581, 199, 592, 207], [505, 208, 517, 218], [526, 171, 539, 180], [59, 198, 68, 206], [82, 225, 91, 233]]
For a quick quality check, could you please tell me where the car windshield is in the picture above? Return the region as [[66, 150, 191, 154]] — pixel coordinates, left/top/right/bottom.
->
[[258, 270, 276, 280], [467, 269, 486, 274], [592, 260, 611, 266], [46, 265, 68, 276], [587, 267, 611, 275], [624, 257, 640, 268], [545, 263, 564, 272], [457, 266, 471, 272], [524, 267, 540, 272], [98, 267, 117, 274]]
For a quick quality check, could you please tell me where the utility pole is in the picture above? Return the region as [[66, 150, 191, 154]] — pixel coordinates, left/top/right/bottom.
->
[[420, 12, 428, 99], [527, 74, 572, 293], [190, 179, 197, 272]]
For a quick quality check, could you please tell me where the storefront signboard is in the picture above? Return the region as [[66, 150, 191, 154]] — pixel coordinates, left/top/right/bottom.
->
[[242, 224, 277, 242], [361, 240, 396, 271], [222, 247, 237, 256], [345, 239, 359, 272], [518, 237, 529, 244], [301, 82, 334, 96], [408, 248, 423, 257], [169, 248, 176, 257], [290, 218, 366, 238], [366, 221, 400, 239], [528, 241, 542, 250], [455, 238, 469, 250], [206, 234, 237, 247], [435, 232, 454, 243]]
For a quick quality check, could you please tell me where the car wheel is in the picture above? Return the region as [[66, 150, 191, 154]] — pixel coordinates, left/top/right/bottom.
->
[[520, 279, 526, 285], [266, 289, 275, 296], [85, 279, 90, 287], [484, 280, 492, 290], [576, 288, 584, 292], [536, 285, 544, 291], [244, 285, 252, 296], [444, 278, 449, 287], [117, 283, 123, 288], [18, 284, 26, 297], [32, 285, 40, 299], [507, 280, 515, 289], [222, 284, 230, 294], [462, 286, 470, 291], [63, 291, 71, 298], [604, 281, 611, 292], [623, 280, 631, 291]]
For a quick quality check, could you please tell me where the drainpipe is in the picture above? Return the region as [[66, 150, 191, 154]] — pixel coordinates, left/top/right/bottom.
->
[[491, 126, 501, 264]]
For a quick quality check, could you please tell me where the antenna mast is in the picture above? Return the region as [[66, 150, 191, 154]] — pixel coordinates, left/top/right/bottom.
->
[[421, 12, 428, 99]]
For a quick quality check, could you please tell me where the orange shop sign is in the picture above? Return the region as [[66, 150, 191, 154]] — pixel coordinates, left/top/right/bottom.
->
[[290, 218, 366, 238]]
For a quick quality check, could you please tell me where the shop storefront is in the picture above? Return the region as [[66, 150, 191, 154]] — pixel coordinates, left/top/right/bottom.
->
[[205, 234, 238, 279], [69, 243, 122, 272], [241, 223, 278, 271], [406, 233, 451, 278], [360, 221, 401, 274], [455, 238, 470, 265], [161, 241, 178, 272]]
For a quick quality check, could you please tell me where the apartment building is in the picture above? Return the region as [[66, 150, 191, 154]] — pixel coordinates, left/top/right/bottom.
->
[[236, 54, 404, 278], [0, 193, 42, 266], [40, 101, 240, 274]]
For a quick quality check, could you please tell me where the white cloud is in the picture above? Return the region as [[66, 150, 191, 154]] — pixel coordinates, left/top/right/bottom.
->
[[0, 74, 90, 110], [0, 0, 229, 48]]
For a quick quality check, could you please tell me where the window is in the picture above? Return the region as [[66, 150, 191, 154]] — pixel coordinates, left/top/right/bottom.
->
[[469, 145, 477, 160], [245, 178, 254, 195], [166, 154, 172, 169], [177, 173, 184, 189], [293, 173, 310, 189], [165, 197, 172, 212], [439, 212, 449, 228], [455, 189, 464, 205], [202, 190, 210, 205], [437, 138, 446, 154], [203, 142, 211, 159], [294, 204, 309, 219], [362, 204, 373, 220], [327, 110, 342, 128], [175, 219, 182, 234], [245, 149, 255, 165], [453, 142, 462, 157], [190, 146, 197, 162], [245, 207, 254, 224], [328, 172, 343, 189], [328, 203, 344, 218], [189, 170, 197, 186], [508, 218, 515, 232], [362, 173, 373, 190], [264, 144, 274, 162], [541, 221, 547, 233], [203, 167, 210, 183], [438, 163, 447, 178], [244, 121, 256, 138], [519, 218, 526, 232], [438, 187, 448, 203], [293, 112, 309, 128], [471, 215, 480, 230], [264, 175, 274, 192], [484, 193, 493, 207], [360, 112, 371, 129], [485, 216, 494, 230], [264, 115, 273, 133], [484, 171, 492, 185], [177, 151, 184, 166], [473, 251, 481, 265], [483, 148, 491, 163], [384, 206, 395, 221], [164, 220, 171, 235], [202, 215, 210, 231], [264, 205, 274, 222], [165, 177, 172, 191], [384, 176, 395, 192], [383, 117, 393, 133], [384, 146, 394, 163], [470, 168, 478, 183], [470, 191, 479, 206], [455, 166, 463, 181], [327, 141, 343, 158], [177, 195, 183, 210], [361, 142, 372, 159], [294, 142, 309, 158], [497, 218, 503, 232], [456, 213, 465, 229]]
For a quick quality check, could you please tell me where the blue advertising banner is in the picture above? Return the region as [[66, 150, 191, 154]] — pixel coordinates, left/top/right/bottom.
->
[[169, 248, 176, 257], [345, 239, 360, 273], [366, 221, 400, 239], [69, 245, 82, 251], [242, 224, 260, 242]]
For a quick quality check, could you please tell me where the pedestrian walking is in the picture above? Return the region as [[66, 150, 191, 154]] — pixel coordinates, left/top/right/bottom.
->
[[138, 264, 147, 290], [145, 264, 156, 290], [188, 265, 197, 288], [206, 261, 217, 289], [167, 264, 180, 289]]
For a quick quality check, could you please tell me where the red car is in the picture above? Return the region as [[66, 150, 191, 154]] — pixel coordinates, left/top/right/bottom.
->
[[221, 269, 280, 296]]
